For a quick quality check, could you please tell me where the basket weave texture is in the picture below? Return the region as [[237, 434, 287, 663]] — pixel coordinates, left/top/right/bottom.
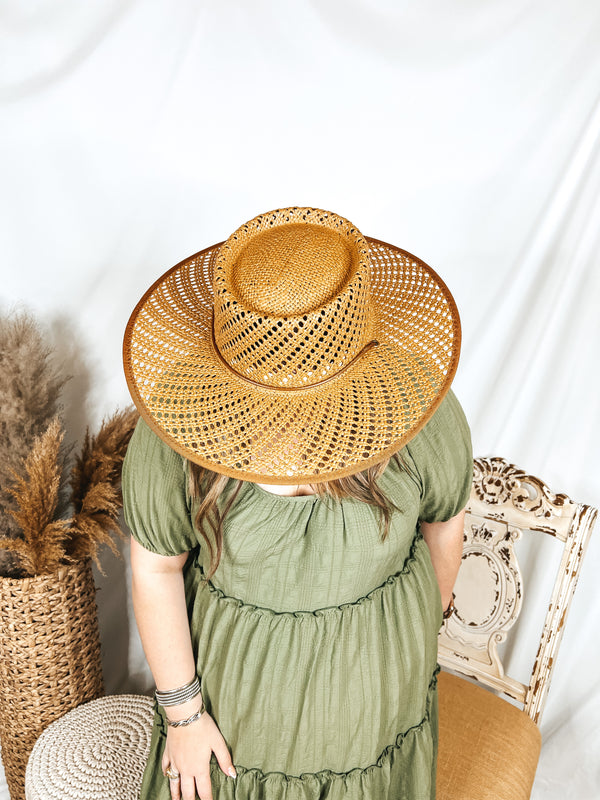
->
[[25, 695, 153, 800], [0, 559, 104, 800]]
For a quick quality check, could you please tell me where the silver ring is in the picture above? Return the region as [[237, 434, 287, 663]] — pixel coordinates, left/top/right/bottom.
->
[[165, 765, 180, 780]]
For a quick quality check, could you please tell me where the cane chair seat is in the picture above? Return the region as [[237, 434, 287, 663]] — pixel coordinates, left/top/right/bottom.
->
[[437, 671, 541, 799]]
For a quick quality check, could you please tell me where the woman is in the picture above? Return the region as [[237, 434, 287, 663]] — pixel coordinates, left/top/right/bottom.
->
[[122, 206, 472, 800]]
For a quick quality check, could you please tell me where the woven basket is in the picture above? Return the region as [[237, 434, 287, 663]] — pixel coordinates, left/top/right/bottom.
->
[[0, 559, 104, 800]]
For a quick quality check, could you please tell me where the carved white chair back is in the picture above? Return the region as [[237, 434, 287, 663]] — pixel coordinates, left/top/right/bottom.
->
[[437, 456, 597, 725]]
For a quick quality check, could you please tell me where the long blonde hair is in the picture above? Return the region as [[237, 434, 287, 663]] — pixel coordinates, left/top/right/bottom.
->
[[188, 456, 402, 580]]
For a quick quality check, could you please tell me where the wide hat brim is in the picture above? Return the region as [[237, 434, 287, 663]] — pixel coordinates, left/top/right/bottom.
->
[[123, 234, 461, 484]]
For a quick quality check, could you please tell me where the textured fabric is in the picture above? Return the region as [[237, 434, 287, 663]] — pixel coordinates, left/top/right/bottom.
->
[[122, 390, 472, 799], [437, 671, 542, 800]]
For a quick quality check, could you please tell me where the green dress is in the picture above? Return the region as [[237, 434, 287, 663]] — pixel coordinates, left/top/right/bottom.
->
[[122, 390, 472, 800]]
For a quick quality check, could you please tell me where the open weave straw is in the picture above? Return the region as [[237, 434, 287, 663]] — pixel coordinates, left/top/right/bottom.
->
[[25, 695, 154, 800], [124, 207, 461, 484], [0, 560, 103, 800]]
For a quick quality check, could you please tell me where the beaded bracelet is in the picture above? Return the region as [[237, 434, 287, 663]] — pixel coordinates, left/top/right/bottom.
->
[[155, 675, 201, 707]]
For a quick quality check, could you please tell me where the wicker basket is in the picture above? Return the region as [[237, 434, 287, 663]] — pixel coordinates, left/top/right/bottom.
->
[[0, 559, 104, 800]]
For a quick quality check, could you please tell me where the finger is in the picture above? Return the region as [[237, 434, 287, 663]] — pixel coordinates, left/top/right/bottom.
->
[[168, 772, 181, 800], [212, 737, 237, 778], [181, 775, 199, 800], [161, 748, 170, 776], [195, 772, 213, 800]]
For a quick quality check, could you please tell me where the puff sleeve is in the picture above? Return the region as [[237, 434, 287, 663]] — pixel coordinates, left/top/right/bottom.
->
[[122, 418, 199, 556], [404, 390, 473, 523]]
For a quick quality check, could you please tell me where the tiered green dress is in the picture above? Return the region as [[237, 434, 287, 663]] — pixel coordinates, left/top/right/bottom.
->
[[122, 390, 472, 800]]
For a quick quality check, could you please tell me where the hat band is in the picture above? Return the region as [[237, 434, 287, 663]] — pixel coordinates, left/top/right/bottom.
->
[[211, 316, 378, 393]]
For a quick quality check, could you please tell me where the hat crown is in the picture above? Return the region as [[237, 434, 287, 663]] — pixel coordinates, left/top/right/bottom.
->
[[213, 208, 372, 390], [231, 224, 356, 316]]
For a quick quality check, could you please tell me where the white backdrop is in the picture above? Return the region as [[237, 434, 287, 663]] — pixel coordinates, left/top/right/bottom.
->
[[1, 1, 599, 797]]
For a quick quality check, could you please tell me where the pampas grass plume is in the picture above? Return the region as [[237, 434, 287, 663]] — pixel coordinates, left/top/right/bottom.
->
[[0, 418, 70, 575], [67, 407, 138, 570], [0, 312, 68, 542]]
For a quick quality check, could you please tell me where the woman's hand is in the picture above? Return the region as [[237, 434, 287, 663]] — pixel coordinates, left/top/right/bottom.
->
[[162, 708, 236, 800]]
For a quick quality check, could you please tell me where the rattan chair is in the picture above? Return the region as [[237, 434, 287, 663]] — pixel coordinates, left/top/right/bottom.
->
[[437, 456, 597, 800], [25, 457, 596, 800]]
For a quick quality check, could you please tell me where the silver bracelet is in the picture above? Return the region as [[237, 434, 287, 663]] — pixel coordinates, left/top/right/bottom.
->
[[166, 699, 206, 728], [155, 675, 201, 707]]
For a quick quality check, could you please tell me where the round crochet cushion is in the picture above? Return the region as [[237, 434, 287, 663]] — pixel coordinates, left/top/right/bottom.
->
[[25, 695, 154, 800]]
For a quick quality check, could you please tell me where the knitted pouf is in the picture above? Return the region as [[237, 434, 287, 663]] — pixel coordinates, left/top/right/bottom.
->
[[25, 695, 154, 800]]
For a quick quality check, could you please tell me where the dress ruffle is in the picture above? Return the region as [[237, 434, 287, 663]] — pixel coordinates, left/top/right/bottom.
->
[[144, 670, 439, 800], [169, 534, 443, 777], [198, 525, 425, 619]]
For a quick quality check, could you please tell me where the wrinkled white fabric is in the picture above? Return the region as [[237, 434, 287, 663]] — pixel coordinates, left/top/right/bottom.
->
[[1, 1, 599, 797]]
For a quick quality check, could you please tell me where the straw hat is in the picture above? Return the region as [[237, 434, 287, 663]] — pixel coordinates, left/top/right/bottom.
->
[[123, 207, 460, 484]]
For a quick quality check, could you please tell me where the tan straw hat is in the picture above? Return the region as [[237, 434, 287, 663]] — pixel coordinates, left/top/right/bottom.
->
[[123, 207, 461, 484]]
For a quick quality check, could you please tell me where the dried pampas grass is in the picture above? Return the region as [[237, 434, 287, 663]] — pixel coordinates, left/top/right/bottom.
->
[[0, 308, 138, 578], [67, 407, 139, 570], [0, 409, 138, 578], [0, 419, 69, 576], [0, 312, 69, 574]]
